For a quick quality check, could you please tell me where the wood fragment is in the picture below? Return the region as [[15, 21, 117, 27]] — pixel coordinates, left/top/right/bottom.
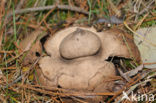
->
[[7, 4, 89, 18], [18, 84, 115, 96]]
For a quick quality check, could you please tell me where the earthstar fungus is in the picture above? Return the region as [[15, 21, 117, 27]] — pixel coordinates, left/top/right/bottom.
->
[[37, 26, 140, 93]]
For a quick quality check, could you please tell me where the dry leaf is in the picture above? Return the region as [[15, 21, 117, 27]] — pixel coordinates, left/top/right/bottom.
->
[[134, 27, 156, 68], [19, 30, 46, 65]]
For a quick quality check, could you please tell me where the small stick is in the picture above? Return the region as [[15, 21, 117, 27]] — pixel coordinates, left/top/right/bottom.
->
[[0, 50, 14, 54], [7, 4, 89, 18]]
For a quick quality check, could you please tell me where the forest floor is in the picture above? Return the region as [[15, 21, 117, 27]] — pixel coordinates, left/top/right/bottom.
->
[[0, 0, 156, 103]]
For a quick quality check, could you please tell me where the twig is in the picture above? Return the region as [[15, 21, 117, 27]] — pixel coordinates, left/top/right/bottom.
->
[[144, 62, 156, 65], [7, 4, 89, 18], [0, 51, 26, 66], [16, 22, 46, 31], [143, 68, 156, 79], [0, 50, 14, 53], [18, 84, 115, 97], [144, 16, 156, 22]]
